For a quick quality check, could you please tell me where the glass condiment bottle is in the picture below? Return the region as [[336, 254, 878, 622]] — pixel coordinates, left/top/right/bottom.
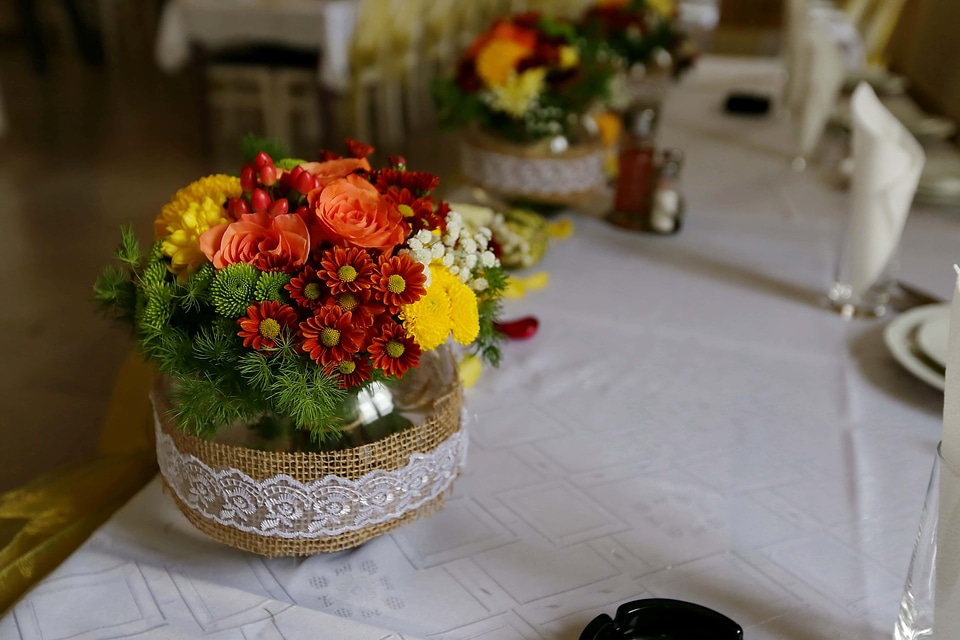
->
[[611, 104, 659, 227], [648, 149, 685, 235]]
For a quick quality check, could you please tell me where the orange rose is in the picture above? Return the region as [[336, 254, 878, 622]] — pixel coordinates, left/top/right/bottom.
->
[[200, 211, 310, 271], [466, 19, 538, 59], [306, 174, 407, 252], [299, 157, 371, 185]]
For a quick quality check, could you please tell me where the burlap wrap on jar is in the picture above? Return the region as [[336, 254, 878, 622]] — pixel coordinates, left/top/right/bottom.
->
[[152, 348, 466, 556]]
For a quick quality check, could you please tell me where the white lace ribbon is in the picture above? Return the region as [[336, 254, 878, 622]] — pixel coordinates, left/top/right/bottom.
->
[[156, 416, 468, 539]]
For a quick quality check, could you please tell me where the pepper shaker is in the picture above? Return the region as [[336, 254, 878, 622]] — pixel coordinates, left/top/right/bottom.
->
[[648, 149, 685, 235]]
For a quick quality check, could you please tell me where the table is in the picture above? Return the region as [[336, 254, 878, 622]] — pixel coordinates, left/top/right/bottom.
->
[[155, 0, 359, 93], [5, 56, 957, 640]]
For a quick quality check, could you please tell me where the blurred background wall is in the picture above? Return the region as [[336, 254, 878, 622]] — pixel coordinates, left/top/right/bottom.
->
[[888, 0, 960, 127]]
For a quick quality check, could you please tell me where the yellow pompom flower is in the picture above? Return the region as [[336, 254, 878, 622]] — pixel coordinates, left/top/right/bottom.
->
[[559, 46, 579, 69], [476, 38, 533, 87], [489, 68, 547, 118], [153, 175, 241, 278], [401, 279, 452, 351], [402, 267, 479, 350], [443, 271, 479, 345]]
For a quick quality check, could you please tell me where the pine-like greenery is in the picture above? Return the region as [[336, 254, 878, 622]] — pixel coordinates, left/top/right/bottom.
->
[[474, 264, 508, 367], [93, 229, 351, 440]]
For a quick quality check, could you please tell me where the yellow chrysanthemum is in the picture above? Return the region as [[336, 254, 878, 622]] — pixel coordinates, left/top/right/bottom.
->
[[441, 271, 479, 345], [153, 175, 241, 277], [476, 38, 532, 87], [401, 267, 479, 350], [647, 0, 675, 18], [402, 281, 452, 351], [559, 46, 579, 69], [488, 68, 547, 118]]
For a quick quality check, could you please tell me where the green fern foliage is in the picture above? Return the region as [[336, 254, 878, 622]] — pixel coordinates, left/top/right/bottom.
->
[[473, 264, 508, 367]]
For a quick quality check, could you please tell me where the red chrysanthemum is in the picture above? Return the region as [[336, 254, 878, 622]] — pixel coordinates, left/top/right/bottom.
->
[[323, 356, 373, 390], [286, 265, 328, 310], [237, 301, 298, 351], [299, 305, 365, 367], [371, 254, 427, 314], [375, 169, 440, 195], [324, 289, 385, 330], [385, 188, 444, 231], [368, 321, 422, 378], [345, 138, 375, 159], [317, 245, 375, 294], [317, 149, 343, 161]]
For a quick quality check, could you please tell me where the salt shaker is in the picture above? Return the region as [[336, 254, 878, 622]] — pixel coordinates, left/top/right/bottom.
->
[[648, 149, 685, 235]]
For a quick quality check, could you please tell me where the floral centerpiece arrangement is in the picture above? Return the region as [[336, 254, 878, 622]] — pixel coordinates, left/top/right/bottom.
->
[[579, 0, 698, 85], [434, 12, 612, 143], [432, 12, 614, 206], [94, 140, 506, 555]]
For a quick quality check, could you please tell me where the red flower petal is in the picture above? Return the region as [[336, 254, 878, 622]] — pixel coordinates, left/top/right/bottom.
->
[[494, 316, 539, 340], [345, 139, 376, 159]]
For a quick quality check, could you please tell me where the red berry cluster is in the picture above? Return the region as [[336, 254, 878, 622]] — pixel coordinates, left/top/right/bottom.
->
[[232, 151, 317, 220]]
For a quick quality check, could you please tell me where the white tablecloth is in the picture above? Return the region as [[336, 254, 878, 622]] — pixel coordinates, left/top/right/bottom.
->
[[6, 57, 959, 640], [155, 0, 359, 92]]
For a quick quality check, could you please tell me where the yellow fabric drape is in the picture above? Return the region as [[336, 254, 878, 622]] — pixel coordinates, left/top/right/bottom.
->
[[842, 0, 909, 67], [0, 354, 157, 614]]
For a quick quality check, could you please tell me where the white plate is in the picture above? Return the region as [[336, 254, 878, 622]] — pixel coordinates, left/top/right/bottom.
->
[[917, 306, 951, 369], [884, 303, 949, 391], [831, 104, 956, 143], [843, 69, 908, 96]]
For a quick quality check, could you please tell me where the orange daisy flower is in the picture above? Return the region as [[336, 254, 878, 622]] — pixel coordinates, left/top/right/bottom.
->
[[385, 188, 444, 231], [368, 321, 422, 378], [286, 266, 328, 310], [324, 356, 373, 390], [299, 305, 364, 367], [318, 246, 375, 295], [325, 289, 385, 330], [237, 301, 298, 351], [371, 254, 427, 314]]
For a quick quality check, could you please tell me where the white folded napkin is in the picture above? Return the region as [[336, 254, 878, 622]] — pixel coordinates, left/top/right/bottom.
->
[[843, 83, 925, 298], [794, 21, 845, 159], [938, 271, 960, 637], [782, 0, 810, 114], [154, 2, 191, 73]]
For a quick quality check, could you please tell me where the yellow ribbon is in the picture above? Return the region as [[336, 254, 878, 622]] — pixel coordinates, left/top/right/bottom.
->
[[503, 271, 550, 299], [0, 354, 157, 614], [548, 218, 574, 239], [457, 354, 484, 389]]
